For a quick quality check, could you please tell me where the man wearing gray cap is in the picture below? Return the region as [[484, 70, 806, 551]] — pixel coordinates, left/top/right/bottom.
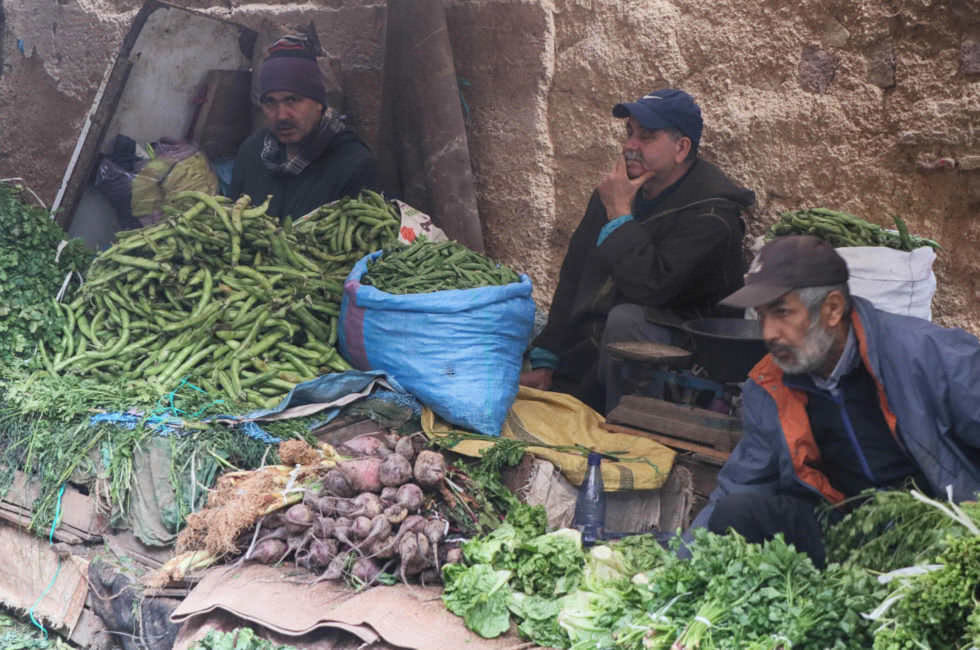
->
[[520, 88, 756, 413], [690, 235, 980, 566], [230, 37, 378, 220]]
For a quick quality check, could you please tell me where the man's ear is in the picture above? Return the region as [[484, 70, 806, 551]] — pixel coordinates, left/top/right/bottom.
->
[[674, 136, 692, 164], [821, 290, 847, 328]]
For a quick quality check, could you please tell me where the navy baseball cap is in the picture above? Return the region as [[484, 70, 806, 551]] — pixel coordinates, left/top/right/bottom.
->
[[613, 88, 703, 154]]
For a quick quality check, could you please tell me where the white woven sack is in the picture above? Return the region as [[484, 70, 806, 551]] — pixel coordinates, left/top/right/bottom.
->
[[835, 246, 937, 321]]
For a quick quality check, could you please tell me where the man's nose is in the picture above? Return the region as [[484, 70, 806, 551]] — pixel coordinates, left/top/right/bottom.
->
[[760, 315, 779, 343]]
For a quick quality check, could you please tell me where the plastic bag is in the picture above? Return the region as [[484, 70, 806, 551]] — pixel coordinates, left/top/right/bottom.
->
[[339, 251, 535, 436], [130, 141, 218, 226], [835, 246, 937, 321]]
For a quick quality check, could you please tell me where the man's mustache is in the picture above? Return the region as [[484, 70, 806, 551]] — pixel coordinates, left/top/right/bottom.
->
[[275, 120, 298, 130], [624, 150, 643, 162], [766, 342, 794, 357]]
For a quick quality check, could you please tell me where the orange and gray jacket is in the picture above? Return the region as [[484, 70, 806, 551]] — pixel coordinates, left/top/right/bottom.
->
[[692, 295, 980, 529]]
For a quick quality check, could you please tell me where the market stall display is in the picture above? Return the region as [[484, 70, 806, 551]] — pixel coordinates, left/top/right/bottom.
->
[[442, 487, 980, 649], [2, 180, 977, 649], [43, 190, 401, 407], [155, 433, 532, 591], [341, 239, 534, 436]]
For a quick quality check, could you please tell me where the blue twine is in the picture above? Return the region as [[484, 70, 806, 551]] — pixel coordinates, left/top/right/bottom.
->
[[89, 412, 182, 434], [89, 377, 226, 436], [28, 484, 66, 639], [153, 376, 224, 421], [240, 421, 281, 444]]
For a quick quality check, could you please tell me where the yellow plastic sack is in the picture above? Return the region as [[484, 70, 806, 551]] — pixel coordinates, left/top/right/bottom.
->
[[422, 386, 675, 491], [131, 150, 218, 218]]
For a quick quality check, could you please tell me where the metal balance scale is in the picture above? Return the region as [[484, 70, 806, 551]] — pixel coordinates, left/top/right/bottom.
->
[[603, 318, 768, 509]]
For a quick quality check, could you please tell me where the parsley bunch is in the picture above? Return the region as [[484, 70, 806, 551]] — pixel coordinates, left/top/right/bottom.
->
[[872, 535, 980, 648], [0, 184, 92, 368]]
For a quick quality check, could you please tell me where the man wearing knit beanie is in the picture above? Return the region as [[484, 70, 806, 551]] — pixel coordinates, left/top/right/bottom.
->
[[229, 36, 379, 221]]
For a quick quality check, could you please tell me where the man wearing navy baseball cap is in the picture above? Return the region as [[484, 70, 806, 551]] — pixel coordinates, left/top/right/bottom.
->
[[229, 36, 379, 221], [521, 88, 755, 413]]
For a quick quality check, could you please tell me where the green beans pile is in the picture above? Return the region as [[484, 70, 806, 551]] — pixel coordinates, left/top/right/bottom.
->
[[41, 190, 401, 407], [768, 208, 941, 251], [361, 239, 521, 294]]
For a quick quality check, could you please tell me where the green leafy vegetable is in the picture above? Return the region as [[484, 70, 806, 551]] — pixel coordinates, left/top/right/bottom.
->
[[441, 564, 514, 638], [190, 627, 298, 649], [823, 487, 980, 571], [508, 592, 566, 647], [0, 183, 92, 368], [864, 490, 980, 649], [513, 528, 584, 596], [872, 535, 980, 648]]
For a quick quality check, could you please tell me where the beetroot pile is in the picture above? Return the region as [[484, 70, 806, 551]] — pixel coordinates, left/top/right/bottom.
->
[[241, 432, 462, 587]]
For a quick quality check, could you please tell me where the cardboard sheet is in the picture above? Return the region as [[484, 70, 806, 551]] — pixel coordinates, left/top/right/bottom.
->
[[174, 610, 385, 650], [172, 564, 527, 649], [1, 470, 106, 542], [0, 521, 89, 634]]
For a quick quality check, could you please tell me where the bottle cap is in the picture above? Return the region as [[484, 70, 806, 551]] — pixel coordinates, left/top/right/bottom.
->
[[587, 451, 601, 466]]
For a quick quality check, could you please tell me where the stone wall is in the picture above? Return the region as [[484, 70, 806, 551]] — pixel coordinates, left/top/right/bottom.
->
[[1, 0, 977, 330]]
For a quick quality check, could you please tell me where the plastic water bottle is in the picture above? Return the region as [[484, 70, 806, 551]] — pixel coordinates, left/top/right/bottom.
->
[[572, 452, 606, 546]]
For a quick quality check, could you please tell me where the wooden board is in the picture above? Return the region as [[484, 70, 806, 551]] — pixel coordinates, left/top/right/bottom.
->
[[600, 422, 730, 465], [190, 69, 253, 159], [606, 394, 742, 451]]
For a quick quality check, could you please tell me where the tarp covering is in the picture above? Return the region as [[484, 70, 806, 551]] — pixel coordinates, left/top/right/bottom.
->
[[424, 385, 676, 491]]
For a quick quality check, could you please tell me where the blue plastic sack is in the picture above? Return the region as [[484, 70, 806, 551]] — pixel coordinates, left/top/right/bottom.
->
[[339, 251, 535, 436]]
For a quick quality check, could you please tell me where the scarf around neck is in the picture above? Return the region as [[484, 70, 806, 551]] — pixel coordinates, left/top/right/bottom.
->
[[260, 107, 346, 176]]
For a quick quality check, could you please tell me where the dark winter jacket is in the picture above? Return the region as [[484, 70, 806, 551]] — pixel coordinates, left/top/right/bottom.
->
[[691, 296, 980, 530], [532, 159, 755, 392], [228, 128, 379, 221]]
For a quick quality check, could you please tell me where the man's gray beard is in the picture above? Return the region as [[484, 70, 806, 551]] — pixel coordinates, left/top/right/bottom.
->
[[770, 319, 837, 375]]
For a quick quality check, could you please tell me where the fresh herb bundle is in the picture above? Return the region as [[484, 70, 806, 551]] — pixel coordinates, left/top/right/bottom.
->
[[823, 487, 980, 572], [0, 183, 93, 367], [0, 368, 314, 535]]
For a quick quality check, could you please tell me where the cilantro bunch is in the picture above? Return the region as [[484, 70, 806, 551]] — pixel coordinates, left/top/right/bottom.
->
[[0, 184, 92, 368]]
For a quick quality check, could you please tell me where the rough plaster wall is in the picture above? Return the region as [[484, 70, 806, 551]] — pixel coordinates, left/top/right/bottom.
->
[[0, 1, 129, 203], [0, 0, 387, 206], [451, 0, 980, 332], [445, 0, 556, 304], [1, 0, 978, 331]]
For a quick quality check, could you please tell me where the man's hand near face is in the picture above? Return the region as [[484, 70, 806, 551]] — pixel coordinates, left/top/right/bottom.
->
[[597, 156, 655, 221]]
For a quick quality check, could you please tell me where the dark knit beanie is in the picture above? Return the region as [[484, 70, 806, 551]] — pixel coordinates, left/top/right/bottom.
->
[[259, 37, 328, 106]]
